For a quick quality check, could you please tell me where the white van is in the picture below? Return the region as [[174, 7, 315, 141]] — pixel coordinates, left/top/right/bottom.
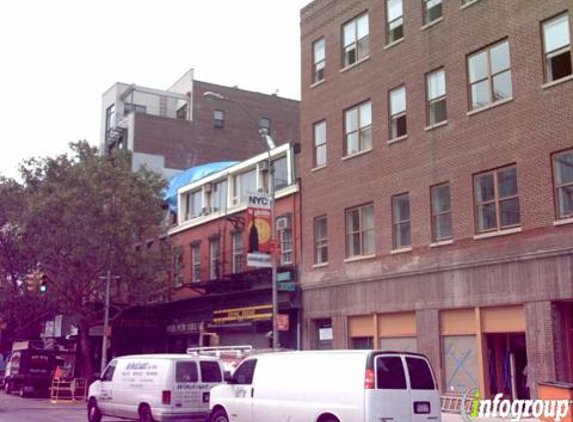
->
[[209, 350, 441, 422], [87, 354, 224, 422]]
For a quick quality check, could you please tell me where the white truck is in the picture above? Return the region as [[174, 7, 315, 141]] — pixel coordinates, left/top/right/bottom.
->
[[87, 354, 225, 422], [209, 350, 441, 422]]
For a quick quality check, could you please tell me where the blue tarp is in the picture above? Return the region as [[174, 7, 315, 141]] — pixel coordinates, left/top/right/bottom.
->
[[165, 161, 237, 212]]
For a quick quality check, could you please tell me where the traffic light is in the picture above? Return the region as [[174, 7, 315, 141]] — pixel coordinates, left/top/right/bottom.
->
[[39, 275, 48, 293]]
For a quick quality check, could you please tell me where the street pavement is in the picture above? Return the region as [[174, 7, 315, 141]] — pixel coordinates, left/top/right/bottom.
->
[[0, 391, 542, 422]]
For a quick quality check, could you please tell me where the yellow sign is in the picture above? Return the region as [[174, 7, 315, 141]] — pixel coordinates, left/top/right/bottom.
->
[[213, 305, 272, 323]]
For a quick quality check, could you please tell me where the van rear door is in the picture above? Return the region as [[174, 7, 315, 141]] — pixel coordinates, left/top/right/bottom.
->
[[365, 353, 411, 422], [198, 360, 223, 412], [405, 356, 441, 422], [173, 360, 199, 411]]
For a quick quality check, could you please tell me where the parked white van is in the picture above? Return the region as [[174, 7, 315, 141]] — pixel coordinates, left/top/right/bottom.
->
[[87, 354, 224, 422], [209, 350, 441, 422]]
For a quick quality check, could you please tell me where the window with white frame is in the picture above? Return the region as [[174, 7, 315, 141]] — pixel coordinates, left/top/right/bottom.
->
[[313, 37, 326, 83], [314, 215, 328, 264], [105, 104, 116, 138], [424, 0, 442, 25], [389, 86, 407, 139], [185, 190, 202, 220], [124, 103, 147, 114], [386, 0, 404, 44], [232, 168, 257, 205], [211, 180, 228, 211], [279, 226, 293, 265], [346, 204, 375, 257], [344, 101, 372, 156], [553, 149, 573, 220], [468, 40, 513, 110], [191, 243, 201, 282], [214, 110, 225, 129], [209, 237, 221, 279], [232, 232, 244, 273], [474, 166, 520, 233], [392, 193, 411, 249], [426, 69, 447, 126], [314, 120, 327, 167], [174, 246, 184, 287], [272, 156, 289, 192], [431, 183, 452, 242], [542, 14, 572, 83], [342, 13, 369, 68]]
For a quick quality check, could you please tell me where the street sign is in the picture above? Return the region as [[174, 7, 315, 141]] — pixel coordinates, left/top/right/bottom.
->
[[247, 252, 272, 268], [277, 314, 289, 331], [278, 282, 296, 292]]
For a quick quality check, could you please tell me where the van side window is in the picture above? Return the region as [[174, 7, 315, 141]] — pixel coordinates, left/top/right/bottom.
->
[[233, 359, 257, 385], [176, 361, 199, 383], [376, 356, 407, 389], [406, 357, 435, 390], [200, 361, 223, 383], [101, 360, 117, 382]]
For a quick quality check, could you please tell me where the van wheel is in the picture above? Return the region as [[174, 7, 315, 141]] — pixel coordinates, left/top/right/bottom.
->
[[4, 381, 11, 394], [88, 399, 102, 422], [211, 408, 229, 422], [139, 404, 155, 422], [19, 384, 27, 398]]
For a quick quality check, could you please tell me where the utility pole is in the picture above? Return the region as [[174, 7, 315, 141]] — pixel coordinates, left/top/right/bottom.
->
[[100, 269, 111, 374]]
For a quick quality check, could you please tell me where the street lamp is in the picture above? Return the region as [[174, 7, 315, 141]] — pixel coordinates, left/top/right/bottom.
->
[[203, 91, 279, 350]]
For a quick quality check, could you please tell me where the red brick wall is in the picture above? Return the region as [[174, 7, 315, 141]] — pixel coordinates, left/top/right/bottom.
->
[[133, 81, 300, 171], [299, 0, 573, 285]]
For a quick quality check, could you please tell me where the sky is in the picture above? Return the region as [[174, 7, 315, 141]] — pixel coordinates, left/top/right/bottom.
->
[[0, 0, 310, 179]]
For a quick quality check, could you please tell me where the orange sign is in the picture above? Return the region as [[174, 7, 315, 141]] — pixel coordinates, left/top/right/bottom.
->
[[277, 314, 289, 331]]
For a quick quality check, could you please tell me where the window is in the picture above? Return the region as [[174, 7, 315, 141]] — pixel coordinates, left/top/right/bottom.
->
[[426, 69, 447, 126], [386, 0, 404, 44], [175, 361, 198, 383], [313, 38, 326, 83], [424, 0, 442, 25], [314, 216, 328, 264], [431, 183, 452, 242], [392, 193, 411, 249], [211, 180, 228, 211], [474, 166, 520, 232], [232, 232, 244, 273], [101, 360, 117, 382], [105, 104, 116, 138], [376, 356, 407, 389], [174, 246, 184, 287], [553, 149, 573, 219], [191, 243, 201, 282], [468, 40, 512, 110], [344, 102, 372, 156], [209, 238, 221, 279], [124, 103, 147, 114], [185, 190, 202, 220], [314, 121, 327, 167], [233, 359, 257, 384], [233, 169, 257, 205], [214, 109, 225, 128], [342, 13, 369, 67], [542, 14, 572, 83], [259, 117, 271, 134], [273, 156, 289, 191], [389, 86, 407, 139], [177, 104, 188, 120], [406, 357, 436, 390], [346, 204, 375, 257], [279, 226, 293, 265], [200, 361, 222, 383]]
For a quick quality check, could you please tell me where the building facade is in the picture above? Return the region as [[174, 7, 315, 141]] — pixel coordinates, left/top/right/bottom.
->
[[162, 143, 302, 351], [300, 0, 573, 399], [100, 68, 300, 178]]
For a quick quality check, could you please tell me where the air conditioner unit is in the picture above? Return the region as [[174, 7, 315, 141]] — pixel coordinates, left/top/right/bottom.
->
[[201, 207, 212, 215], [276, 215, 291, 230], [258, 161, 270, 172], [204, 183, 213, 194]]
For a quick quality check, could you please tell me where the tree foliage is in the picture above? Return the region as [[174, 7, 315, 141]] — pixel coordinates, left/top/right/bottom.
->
[[0, 141, 170, 374]]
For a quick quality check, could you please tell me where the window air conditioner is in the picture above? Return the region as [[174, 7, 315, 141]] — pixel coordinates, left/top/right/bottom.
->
[[276, 215, 291, 230]]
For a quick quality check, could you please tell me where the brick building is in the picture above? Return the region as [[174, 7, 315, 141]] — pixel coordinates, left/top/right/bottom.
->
[[100, 68, 300, 178], [299, 0, 573, 399], [162, 143, 302, 351]]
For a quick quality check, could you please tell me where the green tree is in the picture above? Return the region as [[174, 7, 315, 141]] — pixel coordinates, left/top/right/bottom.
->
[[0, 141, 170, 378]]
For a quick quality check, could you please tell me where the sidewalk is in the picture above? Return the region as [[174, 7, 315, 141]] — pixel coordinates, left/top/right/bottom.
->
[[443, 412, 543, 422]]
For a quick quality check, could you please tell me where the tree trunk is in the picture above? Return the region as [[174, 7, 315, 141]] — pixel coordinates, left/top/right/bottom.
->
[[78, 319, 94, 382]]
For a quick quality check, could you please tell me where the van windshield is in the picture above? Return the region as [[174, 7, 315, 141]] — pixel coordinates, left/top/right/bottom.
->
[[176, 361, 199, 383]]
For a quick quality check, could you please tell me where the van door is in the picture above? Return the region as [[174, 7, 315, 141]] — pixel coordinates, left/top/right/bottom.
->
[[173, 360, 199, 414], [99, 360, 118, 417], [228, 358, 257, 422], [405, 356, 440, 422], [366, 354, 411, 422]]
